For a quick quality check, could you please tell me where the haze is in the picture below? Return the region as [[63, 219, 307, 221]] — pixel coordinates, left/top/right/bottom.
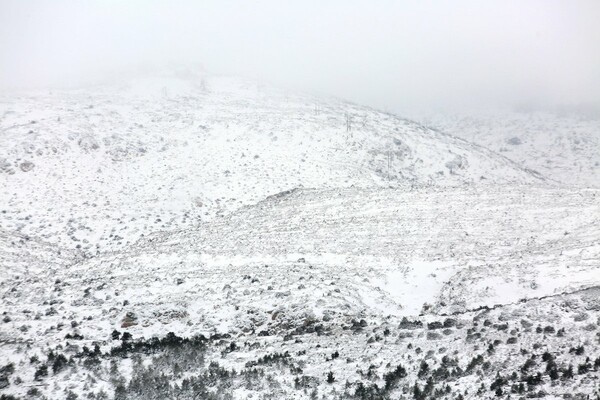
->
[[1, 0, 599, 112]]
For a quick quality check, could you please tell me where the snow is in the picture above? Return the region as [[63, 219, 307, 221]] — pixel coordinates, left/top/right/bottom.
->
[[375, 259, 455, 315], [412, 109, 600, 187], [0, 73, 599, 399], [0, 73, 544, 255]]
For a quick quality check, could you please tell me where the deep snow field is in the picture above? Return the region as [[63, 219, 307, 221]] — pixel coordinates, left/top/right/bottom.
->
[[0, 73, 599, 400]]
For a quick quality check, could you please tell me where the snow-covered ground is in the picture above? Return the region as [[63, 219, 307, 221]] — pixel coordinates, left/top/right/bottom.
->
[[0, 74, 599, 399], [414, 110, 600, 187], [0, 74, 544, 254], [3, 185, 597, 345]]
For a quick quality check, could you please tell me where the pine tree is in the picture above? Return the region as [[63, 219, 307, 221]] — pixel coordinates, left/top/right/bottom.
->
[[326, 371, 335, 384]]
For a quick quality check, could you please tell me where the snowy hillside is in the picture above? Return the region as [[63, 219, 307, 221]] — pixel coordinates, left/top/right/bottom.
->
[[1, 184, 599, 399], [1, 75, 599, 400], [138, 185, 600, 313], [0, 228, 76, 279], [4, 185, 597, 343], [0, 74, 544, 254], [416, 110, 600, 187]]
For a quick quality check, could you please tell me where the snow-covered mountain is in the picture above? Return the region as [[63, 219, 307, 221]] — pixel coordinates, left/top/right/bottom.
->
[[415, 110, 600, 187], [1, 184, 599, 399], [1, 74, 599, 400], [5, 185, 597, 343], [0, 74, 544, 254]]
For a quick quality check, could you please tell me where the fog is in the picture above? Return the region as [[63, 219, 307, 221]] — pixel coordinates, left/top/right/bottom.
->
[[1, 0, 599, 112]]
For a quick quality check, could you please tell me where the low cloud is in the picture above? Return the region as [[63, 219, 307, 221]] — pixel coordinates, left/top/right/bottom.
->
[[1, 0, 598, 112]]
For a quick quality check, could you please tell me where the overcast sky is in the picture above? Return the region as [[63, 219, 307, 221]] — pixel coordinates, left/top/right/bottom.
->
[[1, 0, 599, 111]]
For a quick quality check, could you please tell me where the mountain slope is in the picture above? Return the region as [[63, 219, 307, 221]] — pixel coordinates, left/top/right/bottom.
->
[[5, 74, 600, 400], [0, 74, 545, 253], [2, 185, 596, 348], [0, 186, 598, 399], [415, 110, 600, 187], [0, 228, 76, 279], [133, 185, 600, 313]]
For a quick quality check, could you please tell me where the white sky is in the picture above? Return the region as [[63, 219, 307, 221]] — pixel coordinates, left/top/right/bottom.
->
[[1, 0, 599, 111]]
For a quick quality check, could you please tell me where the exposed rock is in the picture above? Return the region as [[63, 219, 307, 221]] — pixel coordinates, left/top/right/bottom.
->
[[121, 312, 138, 328], [582, 323, 597, 332], [0, 363, 14, 389], [399, 317, 422, 330], [520, 319, 533, 329], [428, 321, 443, 330], [19, 161, 35, 172], [507, 137, 522, 145], [573, 312, 589, 322], [0, 158, 14, 174], [78, 135, 100, 152], [443, 318, 457, 328]]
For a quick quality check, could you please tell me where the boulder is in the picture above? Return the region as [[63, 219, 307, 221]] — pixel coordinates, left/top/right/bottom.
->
[[121, 312, 138, 328]]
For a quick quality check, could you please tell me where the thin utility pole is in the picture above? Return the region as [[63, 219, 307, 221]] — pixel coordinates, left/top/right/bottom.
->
[[388, 150, 392, 182]]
